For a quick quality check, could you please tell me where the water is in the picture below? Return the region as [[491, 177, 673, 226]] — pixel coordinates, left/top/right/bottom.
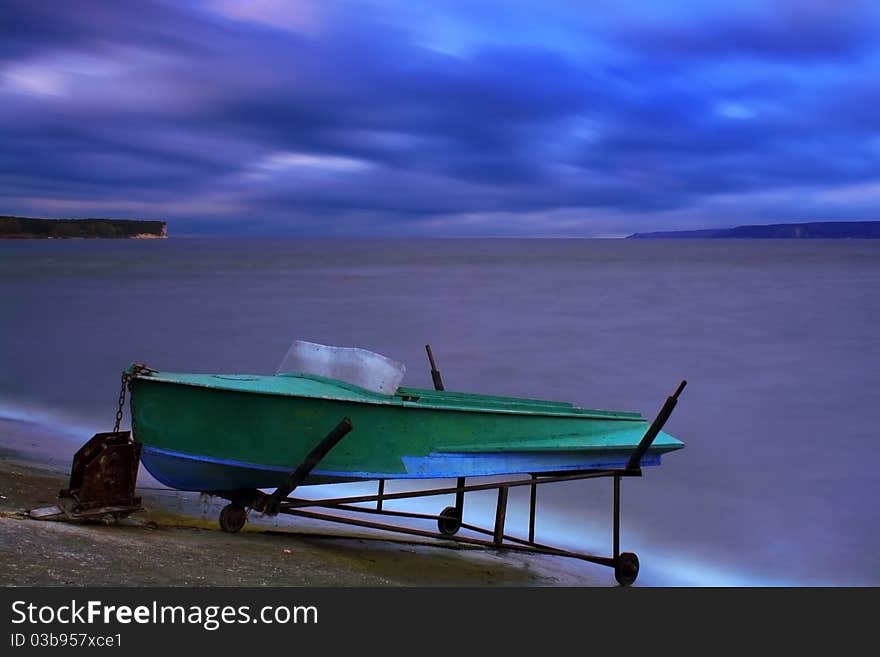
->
[[1, 238, 878, 585]]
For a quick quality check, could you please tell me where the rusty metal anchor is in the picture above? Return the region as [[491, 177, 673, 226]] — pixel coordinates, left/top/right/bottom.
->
[[55, 430, 142, 519]]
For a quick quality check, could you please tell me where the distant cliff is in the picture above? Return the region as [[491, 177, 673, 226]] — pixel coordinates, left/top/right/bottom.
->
[[628, 221, 880, 239], [0, 216, 167, 239]]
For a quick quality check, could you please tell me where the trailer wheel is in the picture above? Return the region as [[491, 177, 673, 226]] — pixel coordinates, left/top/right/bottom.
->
[[219, 504, 247, 533], [437, 506, 462, 536], [614, 552, 639, 587]]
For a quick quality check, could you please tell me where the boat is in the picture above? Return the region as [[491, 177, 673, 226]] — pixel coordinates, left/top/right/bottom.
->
[[44, 341, 687, 585], [130, 341, 684, 492]]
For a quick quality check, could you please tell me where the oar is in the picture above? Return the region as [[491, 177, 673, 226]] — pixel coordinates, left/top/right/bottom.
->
[[627, 380, 687, 471], [425, 344, 445, 391], [266, 417, 354, 513]]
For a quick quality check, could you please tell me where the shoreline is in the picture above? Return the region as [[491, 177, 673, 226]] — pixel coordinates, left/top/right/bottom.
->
[[0, 234, 167, 240], [0, 418, 607, 587], [0, 216, 167, 240]]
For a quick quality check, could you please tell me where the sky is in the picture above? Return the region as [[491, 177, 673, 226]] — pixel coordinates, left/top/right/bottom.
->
[[1, 0, 879, 236]]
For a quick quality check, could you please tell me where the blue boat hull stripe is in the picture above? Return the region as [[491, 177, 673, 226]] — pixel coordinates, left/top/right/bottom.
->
[[139, 444, 660, 492]]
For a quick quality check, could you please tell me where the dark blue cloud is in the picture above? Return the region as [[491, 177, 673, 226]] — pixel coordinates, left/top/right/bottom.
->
[[617, 0, 879, 60], [0, 0, 878, 235]]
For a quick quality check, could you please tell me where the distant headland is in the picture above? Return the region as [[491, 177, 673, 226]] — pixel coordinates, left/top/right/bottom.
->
[[628, 220, 880, 239], [0, 216, 167, 239]]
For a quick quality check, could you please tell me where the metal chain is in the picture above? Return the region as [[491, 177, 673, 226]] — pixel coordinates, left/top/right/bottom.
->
[[112, 364, 153, 433], [113, 372, 128, 433]]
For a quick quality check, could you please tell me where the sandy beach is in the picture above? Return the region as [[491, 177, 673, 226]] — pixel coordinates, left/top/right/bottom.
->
[[0, 418, 607, 587]]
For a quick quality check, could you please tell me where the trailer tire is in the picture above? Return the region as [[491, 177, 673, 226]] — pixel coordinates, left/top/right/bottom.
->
[[437, 506, 462, 536], [219, 504, 247, 533], [614, 552, 639, 586]]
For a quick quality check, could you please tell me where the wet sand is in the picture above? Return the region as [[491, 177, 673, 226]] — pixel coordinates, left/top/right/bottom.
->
[[0, 419, 607, 586]]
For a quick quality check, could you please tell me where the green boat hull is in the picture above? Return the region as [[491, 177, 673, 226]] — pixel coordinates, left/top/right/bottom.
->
[[130, 369, 684, 491]]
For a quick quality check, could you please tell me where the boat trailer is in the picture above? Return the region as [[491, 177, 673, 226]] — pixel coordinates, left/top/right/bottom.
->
[[35, 350, 686, 587], [210, 377, 687, 587]]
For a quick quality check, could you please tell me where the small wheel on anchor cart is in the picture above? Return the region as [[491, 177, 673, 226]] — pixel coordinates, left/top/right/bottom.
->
[[219, 504, 247, 533], [437, 506, 462, 536], [614, 552, 640, 587]]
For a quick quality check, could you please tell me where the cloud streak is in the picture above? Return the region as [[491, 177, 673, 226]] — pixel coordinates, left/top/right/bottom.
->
[[1, 0, 878, 235]]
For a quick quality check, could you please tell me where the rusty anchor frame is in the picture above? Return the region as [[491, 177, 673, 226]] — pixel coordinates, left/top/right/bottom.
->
[[52, 431, 143, 520]]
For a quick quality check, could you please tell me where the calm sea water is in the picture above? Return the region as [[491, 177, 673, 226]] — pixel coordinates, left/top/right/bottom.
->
[[1, 238, 878, 585]]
